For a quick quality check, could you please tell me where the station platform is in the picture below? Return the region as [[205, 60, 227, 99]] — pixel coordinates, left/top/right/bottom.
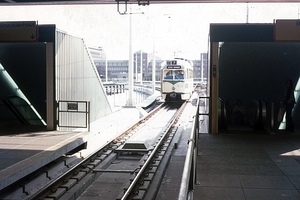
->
[[0, 90, 149, 193], [0, 107, 142, 192], [0, 130, 87, 191], [194, 130, 300, 200], [2, 90, 300, 199]]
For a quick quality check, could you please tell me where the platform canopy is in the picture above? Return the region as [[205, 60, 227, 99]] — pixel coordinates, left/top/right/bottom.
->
[[0, 0, 299, 6]]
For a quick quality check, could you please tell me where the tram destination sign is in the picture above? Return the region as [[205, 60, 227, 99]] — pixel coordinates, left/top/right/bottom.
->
[[0, 21, 38, 42], [167, 65, 181, 69], [167, 60, 177, 65]]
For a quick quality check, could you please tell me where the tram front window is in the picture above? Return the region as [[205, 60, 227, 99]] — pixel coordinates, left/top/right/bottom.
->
[[164, 70, 173, 79], [164, 70, 184, 80], [175, 70, 184, 79]]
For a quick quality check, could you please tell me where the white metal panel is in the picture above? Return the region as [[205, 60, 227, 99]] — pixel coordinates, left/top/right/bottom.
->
[[55, 30, 112, 130]]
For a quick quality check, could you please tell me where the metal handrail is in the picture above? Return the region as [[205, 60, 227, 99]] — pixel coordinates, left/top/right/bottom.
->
[[178, 97, 200, 199]]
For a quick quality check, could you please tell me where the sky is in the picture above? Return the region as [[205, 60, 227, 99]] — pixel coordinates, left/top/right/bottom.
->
[[0, 3, 300, 60]]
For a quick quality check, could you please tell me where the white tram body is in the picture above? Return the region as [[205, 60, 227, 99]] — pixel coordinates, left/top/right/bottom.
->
[[160, 58, 194, 102]]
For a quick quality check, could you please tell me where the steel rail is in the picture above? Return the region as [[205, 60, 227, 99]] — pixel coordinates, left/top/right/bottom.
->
[[113, 102, 165, 142], [30, 103, 165, 200], [121, 102, 187, 200]]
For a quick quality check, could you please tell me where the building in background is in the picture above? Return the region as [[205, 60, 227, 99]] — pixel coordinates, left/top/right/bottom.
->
[[90, 48, 207, 83], [88, 46, 106, 60], [94, 60, 128, 82], [133, 50, 148, 82], [195, 52, 208, 82]]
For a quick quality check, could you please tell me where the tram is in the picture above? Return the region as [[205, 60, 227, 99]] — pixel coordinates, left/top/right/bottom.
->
[[160, 58, 194, 102]]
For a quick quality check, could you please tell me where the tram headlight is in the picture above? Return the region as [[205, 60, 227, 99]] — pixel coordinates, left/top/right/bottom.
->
[[172, 86, 175, 90]]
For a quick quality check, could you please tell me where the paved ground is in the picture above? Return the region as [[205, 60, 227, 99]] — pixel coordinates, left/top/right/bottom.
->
[[194, 131, 300, 200]]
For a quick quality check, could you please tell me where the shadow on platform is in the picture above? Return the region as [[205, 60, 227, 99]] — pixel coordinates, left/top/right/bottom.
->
[[219, 125, 269, 135], [0, 124, 47, 135]]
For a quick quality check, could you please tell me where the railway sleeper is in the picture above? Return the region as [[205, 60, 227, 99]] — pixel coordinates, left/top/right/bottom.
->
[[71, 171, 87, 181], [54, 153, 118, 200], [156, 150, 166, 156], [113, 142, 124, 147], [46, 103, 180, 200], [116, 190, 146, 200], [58, 173, 96, 200], [116, 107, 183, 199], [60, 178, 77, 190], [47, 187, 67, 199], [143, 172, 155, 181], [147, 166, 158, 173], [97, 154, 108, 161], [103, 149, 113, 155], [1, 153, 85, 200], [118, 179, 148, 200], [151, 160, 161, 167], [81, 167, 92, 174], [88, 159, 102, 167], [138, 180, 151, 190], [93, 169, 137, 173], [160, 146, 168, 152], [153, 155, 163, 162], [122, 172, 155, 199], [133, 190, 147, 200]]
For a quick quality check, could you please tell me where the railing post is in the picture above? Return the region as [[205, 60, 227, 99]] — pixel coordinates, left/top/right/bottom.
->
[[88, 101, 90, 132], [271, 102, 275, 133]]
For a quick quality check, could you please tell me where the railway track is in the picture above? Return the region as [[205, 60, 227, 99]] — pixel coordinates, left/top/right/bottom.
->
[[1, 101, 188, 200], [115, 102, 185, 200]]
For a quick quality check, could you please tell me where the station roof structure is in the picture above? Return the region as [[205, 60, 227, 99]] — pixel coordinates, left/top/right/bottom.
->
[[0, 0, 299, 6]]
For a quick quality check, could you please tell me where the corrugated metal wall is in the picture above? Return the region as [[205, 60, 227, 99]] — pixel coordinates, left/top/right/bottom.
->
[[55, 30, 112, 130]]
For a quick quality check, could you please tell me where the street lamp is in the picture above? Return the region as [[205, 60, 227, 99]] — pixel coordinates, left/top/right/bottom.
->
[[124, 6, 144, 107], [151, 14, 170, 94], [126, 9, 134, 106], [152, 40, 156, 94]]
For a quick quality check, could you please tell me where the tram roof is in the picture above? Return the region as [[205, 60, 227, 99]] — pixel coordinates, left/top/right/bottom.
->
[[161, 58, 193, 70]]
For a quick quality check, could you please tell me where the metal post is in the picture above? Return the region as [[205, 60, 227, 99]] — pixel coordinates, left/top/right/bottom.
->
[[124, 7, 144, 106], [140, 50, 143, 84], [88, 101, 90, 132], [152, 34, 156, 94], [271, 102, 275, 133], [126, 6, 134, 106], [210, 42, 219, 134], [105, 58, 108, 83], [201, 53, 204, 82], [135, 52, 137, 82]]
